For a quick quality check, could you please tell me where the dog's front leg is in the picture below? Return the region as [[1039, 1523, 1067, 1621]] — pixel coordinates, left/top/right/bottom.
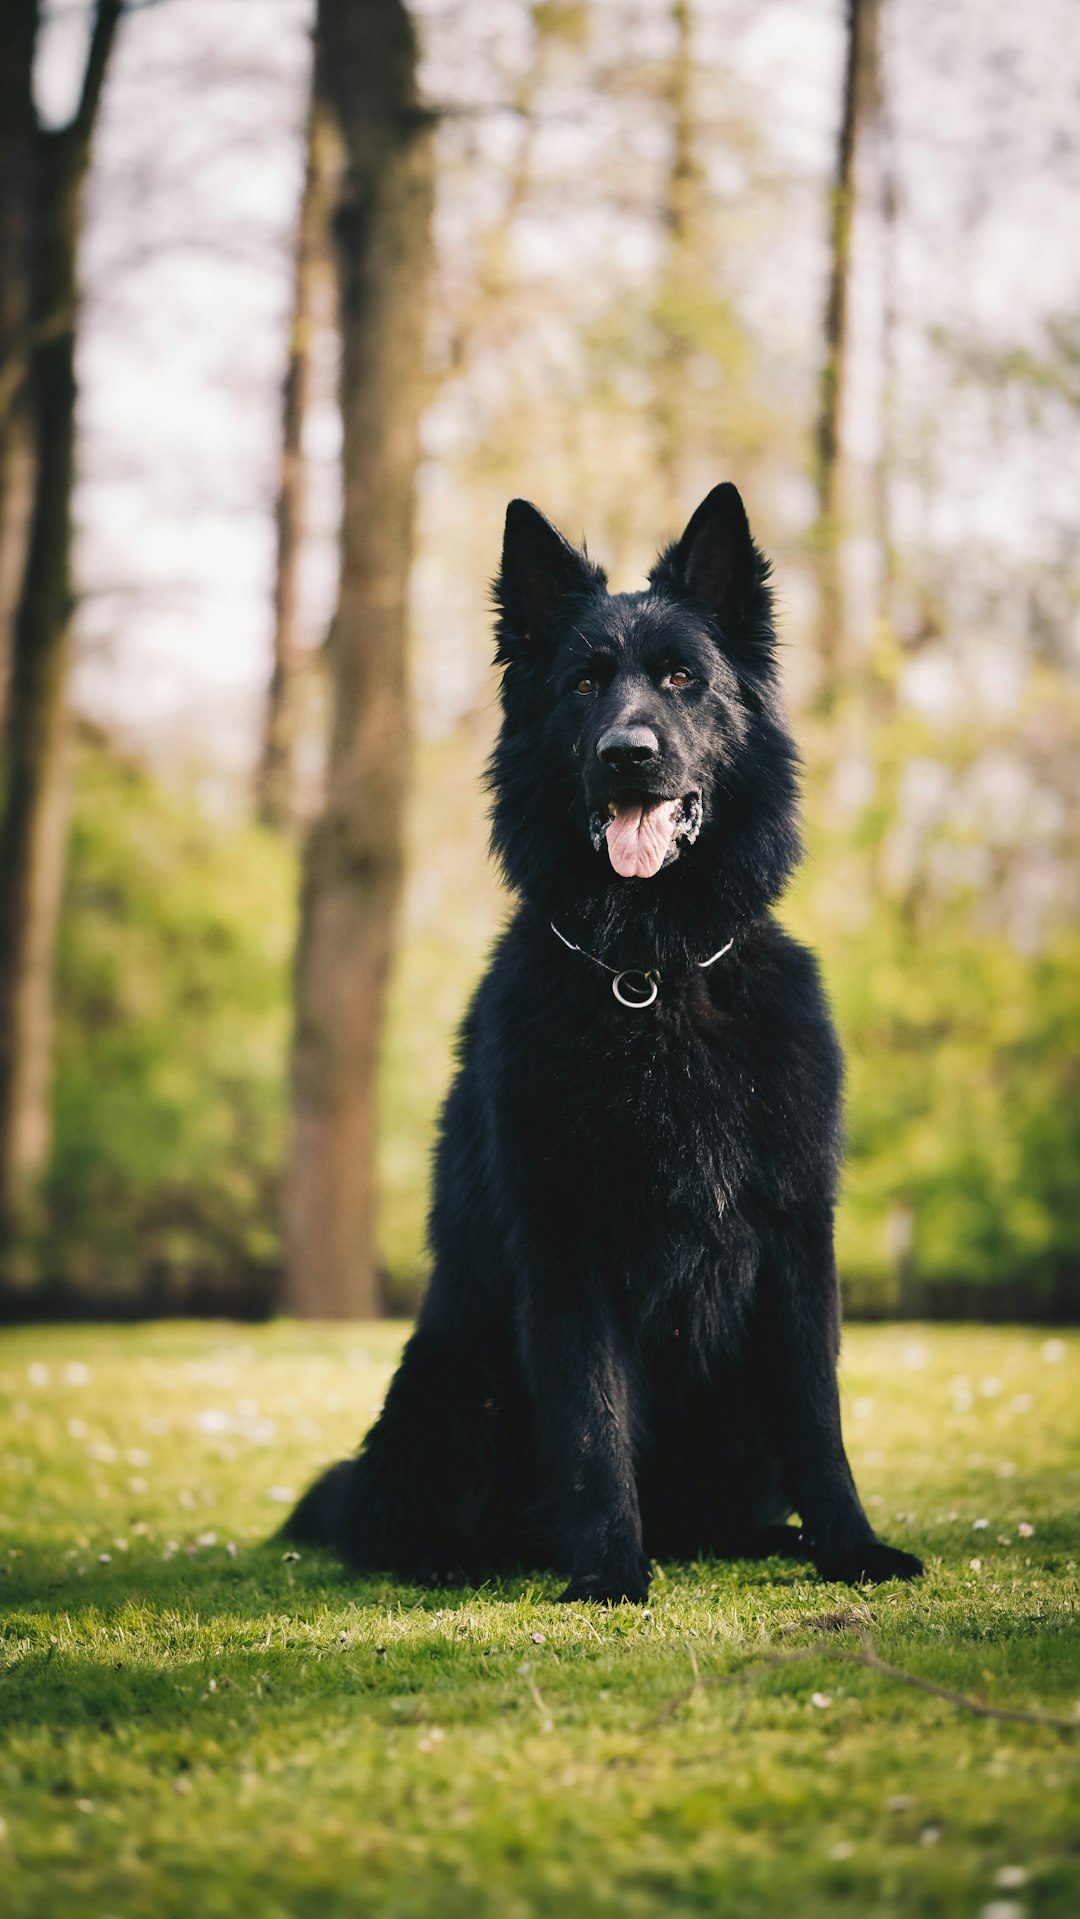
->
[[766, 1202, 923, 1584], [519, 1281, 649, 1604]]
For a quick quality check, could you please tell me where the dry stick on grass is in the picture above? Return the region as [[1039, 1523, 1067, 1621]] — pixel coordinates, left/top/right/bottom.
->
[[650, 1629, 1080, 1735], [520, 1662, 554, 1731], [564, 1610, 604, 1644]]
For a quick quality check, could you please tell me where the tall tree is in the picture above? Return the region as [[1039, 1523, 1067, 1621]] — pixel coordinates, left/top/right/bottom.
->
[[812, 0, 882, 711], [286, 0, 434, 1318], [654, 0, 696, 522], [0, 0, 124, 1245], [0, 4, 39, 729], [255, 99, 331, 833]]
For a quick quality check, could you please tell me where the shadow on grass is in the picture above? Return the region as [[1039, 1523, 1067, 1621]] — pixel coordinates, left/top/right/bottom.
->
[[2, 1536, 819, 1630], [4, 1541, 1078, 1748], [1, 1542, 814, 1742]]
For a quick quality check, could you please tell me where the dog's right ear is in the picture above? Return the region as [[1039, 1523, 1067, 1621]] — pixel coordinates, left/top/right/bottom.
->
[[494, 499, 605, 662]]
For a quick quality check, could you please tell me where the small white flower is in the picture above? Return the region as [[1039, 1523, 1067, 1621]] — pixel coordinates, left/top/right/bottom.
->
[[980, 1377, 1002, 1398], [828, 1841, 854, 1860], [98, 1552, 111, 1564], [994, 1867, 1028, 1890], [996, 1463, 1016, 1479], [195, 1409, 233, 1435], [64, 1362, 91, 1386], [1040, 1339, 1065, 1364], [918, 1823, 942, 1845], [973, 1518, 989, 1531], [1017, 1522, 1035, 1538], [810, 1692, 832, 1709], [27, 1363, 49, 1387], [978, 1903, 1025, 1919], [266, 1486, 295, 1504], [969, 1558, 982, 1572]]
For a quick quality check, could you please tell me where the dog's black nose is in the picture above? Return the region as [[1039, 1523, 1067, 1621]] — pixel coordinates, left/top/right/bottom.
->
[[597, 725, 660, 773]]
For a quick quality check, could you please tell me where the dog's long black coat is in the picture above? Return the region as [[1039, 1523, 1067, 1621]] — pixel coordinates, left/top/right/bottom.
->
[[288, 484, 923, 1599]]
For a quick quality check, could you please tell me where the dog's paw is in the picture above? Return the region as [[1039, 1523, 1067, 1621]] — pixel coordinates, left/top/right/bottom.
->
[[814, 1539, 924, 1585], [557, 1560, 651, 1606]]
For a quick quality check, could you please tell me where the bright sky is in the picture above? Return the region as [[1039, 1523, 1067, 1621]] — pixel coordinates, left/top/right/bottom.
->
[[36, 0, 1080, 777]]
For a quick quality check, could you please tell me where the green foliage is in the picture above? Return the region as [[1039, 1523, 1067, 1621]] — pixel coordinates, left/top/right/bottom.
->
[[41, 731, 296, 1303], [1, 1322, 1078, 1917], [786, 706, 1080, 1316], [30, 712, 1079, 1317]]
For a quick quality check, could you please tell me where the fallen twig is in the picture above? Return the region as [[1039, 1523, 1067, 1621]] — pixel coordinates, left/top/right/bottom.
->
[[650, 1636, 702, 1727], [520, 1660, 554, 1730], [563, 1609, 604, 1643], [649, 1629, 1080, 1735]]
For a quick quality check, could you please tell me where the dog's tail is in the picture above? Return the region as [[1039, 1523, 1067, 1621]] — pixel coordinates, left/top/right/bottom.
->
[[279, 1458, 354, 1549]]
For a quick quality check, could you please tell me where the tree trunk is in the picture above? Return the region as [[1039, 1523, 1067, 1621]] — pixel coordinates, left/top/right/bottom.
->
[[256, 99, 331, 832], [0, 0, 123, 1243], [285, 0, 434, 1319], [0, 1, 39, 729], [654, 0, 696, 522], [812, 0, 881, 712], [873, 47, 899, 648]]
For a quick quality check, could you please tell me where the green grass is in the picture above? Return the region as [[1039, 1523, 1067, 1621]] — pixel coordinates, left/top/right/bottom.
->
[[1, 1323, 1078, 1917]]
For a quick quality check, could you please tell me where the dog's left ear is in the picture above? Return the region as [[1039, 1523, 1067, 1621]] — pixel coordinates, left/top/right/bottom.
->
[[651, 483, 771, 654]]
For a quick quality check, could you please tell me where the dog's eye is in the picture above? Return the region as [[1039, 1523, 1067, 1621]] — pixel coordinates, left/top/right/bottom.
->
[[575, 676, 598, 695], [665, 667, 694, 689]]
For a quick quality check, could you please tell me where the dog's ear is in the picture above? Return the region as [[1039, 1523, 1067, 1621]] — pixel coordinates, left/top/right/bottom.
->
[[494, 500, 605, 661], [651, 484, 772, 657]]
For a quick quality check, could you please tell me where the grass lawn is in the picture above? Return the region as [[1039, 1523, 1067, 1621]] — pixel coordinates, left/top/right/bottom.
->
[[1, 1321, 1078, 1918]]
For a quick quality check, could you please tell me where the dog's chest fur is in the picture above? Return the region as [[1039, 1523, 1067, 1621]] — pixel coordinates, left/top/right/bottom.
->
[[479, 915, 835, 1339]]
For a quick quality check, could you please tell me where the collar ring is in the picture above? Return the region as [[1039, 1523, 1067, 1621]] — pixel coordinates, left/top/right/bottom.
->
[[612, 968, 660, 1009]]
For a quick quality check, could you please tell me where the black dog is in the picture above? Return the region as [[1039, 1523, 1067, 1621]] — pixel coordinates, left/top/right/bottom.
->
[[287, 483, 923, 1600]]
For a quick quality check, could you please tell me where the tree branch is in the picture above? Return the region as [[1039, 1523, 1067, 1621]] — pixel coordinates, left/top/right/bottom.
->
[[70, 0, 124, 146], [650, 1629, 1080, 1735]]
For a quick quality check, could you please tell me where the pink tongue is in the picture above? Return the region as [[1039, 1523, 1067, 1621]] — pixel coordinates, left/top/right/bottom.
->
[[606, 800, 679, 879]]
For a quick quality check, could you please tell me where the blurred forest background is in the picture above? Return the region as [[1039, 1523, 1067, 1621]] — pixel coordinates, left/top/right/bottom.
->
[[0, 0, 1077, 1323]]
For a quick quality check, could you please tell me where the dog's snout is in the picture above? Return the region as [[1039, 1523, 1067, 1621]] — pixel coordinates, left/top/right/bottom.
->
[[597, 725, 660, 774]]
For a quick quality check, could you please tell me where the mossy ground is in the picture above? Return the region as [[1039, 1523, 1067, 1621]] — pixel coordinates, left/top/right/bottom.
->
[[1, 1321, 1077, 1918]]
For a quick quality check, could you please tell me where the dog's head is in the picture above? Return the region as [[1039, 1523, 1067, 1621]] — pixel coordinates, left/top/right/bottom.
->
[[489, 485, 800, 959]]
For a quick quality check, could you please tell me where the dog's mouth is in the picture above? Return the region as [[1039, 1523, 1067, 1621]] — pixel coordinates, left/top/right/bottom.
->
[[589, 792, 702, 879]]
